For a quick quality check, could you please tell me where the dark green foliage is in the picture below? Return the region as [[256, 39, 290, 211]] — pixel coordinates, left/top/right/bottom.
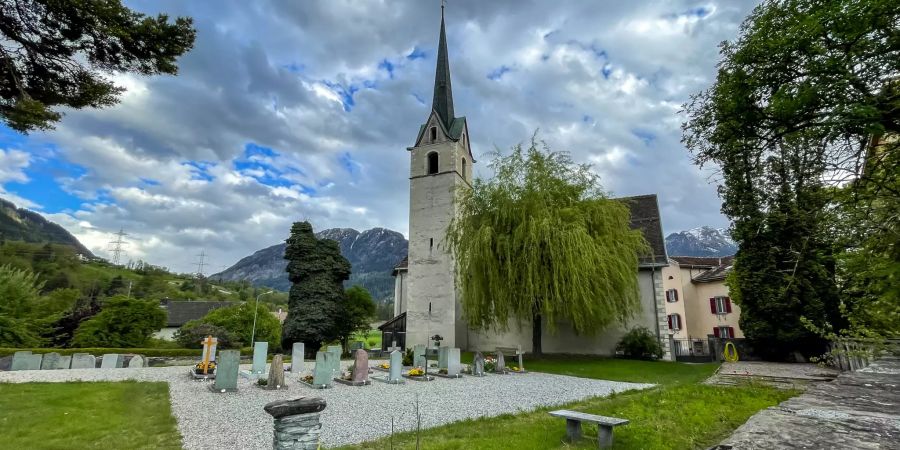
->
[[0, 263, 44, 318], [198, 302, 280, 350], [616, 327, 664, 360], [445, 135, 649, 355], [336, 285, 376, 352], [46, 295, 100, 347], [682, 0, 899, 358], [402, 348, 413, 366], [0, 0, 196, 132], [72, 296, 165, 347], [173, 321, 238, 349], [0, 314, 43, 347], [282, 222, 351, 357], [0, 199, 93, 256]]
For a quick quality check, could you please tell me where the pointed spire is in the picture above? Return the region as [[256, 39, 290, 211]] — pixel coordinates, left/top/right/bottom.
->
[[432, 3, 454, 130]]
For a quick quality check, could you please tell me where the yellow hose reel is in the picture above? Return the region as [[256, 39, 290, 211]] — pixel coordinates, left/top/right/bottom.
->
[[723, 341, 739, 362]]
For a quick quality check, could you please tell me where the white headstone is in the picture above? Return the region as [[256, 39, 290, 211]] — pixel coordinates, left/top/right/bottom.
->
[[58, 355, 72, 369], [447, 348, 461, 376], [291, 342, 304, 372], [128, 355, 144, 368], [71, 353, 96, 369], [100, 353, 122, 369], [389, 350, 402, 382]]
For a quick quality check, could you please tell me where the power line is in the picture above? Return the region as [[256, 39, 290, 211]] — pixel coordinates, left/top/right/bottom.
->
[[107, 228, 128, 265]]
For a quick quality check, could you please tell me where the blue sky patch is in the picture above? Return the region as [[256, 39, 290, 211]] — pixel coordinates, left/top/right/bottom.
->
[[407, 46, 427, 60], [339, 152, 358, 176], [631, 129, 656, 146], [378, 59, 395, 79], [6, 157, 88, 213], [602, 64, 613, 79], [487, 65, 512, 81], [183, 161, 215, 181]]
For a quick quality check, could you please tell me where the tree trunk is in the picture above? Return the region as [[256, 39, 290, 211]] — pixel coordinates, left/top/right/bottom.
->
[[532, 311, 543, 357]]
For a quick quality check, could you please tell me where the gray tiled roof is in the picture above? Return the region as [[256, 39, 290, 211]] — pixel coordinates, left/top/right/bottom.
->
[[160, 300, 236, 327], [619, 194, 668, 267]]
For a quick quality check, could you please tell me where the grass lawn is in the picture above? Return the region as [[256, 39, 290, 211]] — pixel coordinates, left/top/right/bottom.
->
[[351, 329, 382, 349], [338, 358, 796, 450], [0, 381, 182, 449]]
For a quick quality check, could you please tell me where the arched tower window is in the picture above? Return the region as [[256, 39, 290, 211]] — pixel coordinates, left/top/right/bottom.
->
[[461, 158, 467, 179], [430, 126, 437, 143], [427, 152, 439, 175]]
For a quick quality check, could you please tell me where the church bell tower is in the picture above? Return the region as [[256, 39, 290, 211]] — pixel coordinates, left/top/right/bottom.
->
[[404, 4, 474, 349]]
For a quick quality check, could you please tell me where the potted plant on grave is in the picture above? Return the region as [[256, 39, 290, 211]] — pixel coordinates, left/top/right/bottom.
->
[[408, 367, 424, 377], [378, 362, 390, 370], [300, 374, 314, 384], [483, 356, 497, 373], [193, 361, 216, 376], [402, 349, 413, 366]]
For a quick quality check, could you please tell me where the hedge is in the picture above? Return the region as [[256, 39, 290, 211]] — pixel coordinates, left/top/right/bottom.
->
[[0, 348, 201, 357]]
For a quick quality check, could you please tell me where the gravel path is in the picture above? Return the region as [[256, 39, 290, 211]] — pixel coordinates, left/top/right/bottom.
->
[[0, 361, 652, 448]]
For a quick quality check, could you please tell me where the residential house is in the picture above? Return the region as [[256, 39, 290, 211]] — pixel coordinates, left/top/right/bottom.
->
[[661, 256, 743, 340]]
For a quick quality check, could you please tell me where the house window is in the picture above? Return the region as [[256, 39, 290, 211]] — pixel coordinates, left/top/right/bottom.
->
[[714, 326, 735, 339], [427, 152, 439, 175], [461, 158, 467, 179], [665, 289, 679, 303], [430, 126, 437, 143], [709, 296, 732, 315], [667, 313, 682, 331]]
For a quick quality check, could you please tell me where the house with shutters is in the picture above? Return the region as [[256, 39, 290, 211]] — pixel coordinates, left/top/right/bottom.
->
[[661, 256, 743, 339]]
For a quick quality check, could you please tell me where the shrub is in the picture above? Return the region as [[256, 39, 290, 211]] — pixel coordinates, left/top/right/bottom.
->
[[616, 327, 664, 360], [402, 348, 413, 366], [72, 296, 166, 347], [174, 321, 238, 349], [200, 302, 281, 350]]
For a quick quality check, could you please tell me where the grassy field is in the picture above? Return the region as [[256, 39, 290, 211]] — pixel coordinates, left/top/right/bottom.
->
[[338, 358, 796, 450], [0, 381, 182, 449]]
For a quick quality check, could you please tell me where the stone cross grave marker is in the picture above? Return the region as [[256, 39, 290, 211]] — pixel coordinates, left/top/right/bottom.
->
[[252, 341, 268, 375], [71, 353, 96, 369], [213, 349, 240, 392], [11, 351, 32, 371], [26, 354, 43, 370], [291, 342, 304, 372], [495, 351, 506, 373], [473, 352, 485, 376], [266, 354, 286, 389], [200, 336, 218, 375], [389, 350, 403, 382], [312, 351, 332, 387], [387, 340, 401, 352], [59, 355, 72, 369], [413, 344, 426, 368], [438, 346, 449, 371], [128, 355, 144, 368], [447, 348, 462, 376], [41, 352, 61, 370], [352, 349, 369, 383], [100, 353, 122, 369]]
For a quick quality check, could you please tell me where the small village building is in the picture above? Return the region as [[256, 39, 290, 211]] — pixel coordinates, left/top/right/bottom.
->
[[153, 299, 236, 340], [661, 256, 743, 340]]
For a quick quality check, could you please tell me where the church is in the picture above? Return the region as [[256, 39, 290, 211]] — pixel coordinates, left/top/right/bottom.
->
[[380, 7, 672, 360]]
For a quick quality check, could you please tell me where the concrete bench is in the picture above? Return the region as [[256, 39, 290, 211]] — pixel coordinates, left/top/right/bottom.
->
[[496, 346, 526, 372], [549, 410, 629, 448]]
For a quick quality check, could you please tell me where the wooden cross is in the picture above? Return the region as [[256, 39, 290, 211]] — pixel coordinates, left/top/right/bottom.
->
[[201, 335, 217, 375]]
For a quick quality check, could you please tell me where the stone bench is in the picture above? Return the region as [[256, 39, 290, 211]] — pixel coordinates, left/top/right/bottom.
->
[[496, 346, 526, 372], [549, 410, 629, 448]]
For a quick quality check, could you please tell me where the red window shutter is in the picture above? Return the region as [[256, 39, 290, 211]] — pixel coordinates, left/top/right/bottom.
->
[[668, 315, 673, 329], [713, 327, 720, 338], [710, 298, 717, 314], [725, 297, 732, 313], [729, 327, 735, 338]]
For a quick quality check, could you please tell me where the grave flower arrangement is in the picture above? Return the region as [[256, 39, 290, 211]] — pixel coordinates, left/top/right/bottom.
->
[[193, 361, 216, 374], [483, 356, 497, 372], [509, 365, 522, 372], [378, 362, 390, 369], [300, 374, 314, 384], [408, 367, 424, 377]]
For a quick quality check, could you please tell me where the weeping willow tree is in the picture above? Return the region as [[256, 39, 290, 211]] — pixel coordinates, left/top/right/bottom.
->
[[445, 136, 649, 356]]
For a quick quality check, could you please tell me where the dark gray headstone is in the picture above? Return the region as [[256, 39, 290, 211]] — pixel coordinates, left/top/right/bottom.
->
[[41, 352, 61, 370], [473, 352, 485, 376], [213, 350, 240, 392]]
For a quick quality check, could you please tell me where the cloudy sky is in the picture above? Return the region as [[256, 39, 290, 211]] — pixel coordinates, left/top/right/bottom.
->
[[0, 0, 760, 274]]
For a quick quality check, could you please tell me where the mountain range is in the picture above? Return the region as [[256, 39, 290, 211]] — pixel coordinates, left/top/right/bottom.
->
[[212, 227, 408, 302], [664, 226, 736, 257], [0, 198, 93, 257]]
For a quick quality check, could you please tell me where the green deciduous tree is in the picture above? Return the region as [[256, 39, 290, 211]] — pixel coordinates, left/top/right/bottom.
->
[[199, 302, 281, 350], [683, 0, 899, 358], [0, 263, 44, 318], [174, 321, 238, 349], [282, 221, 351, 357], [337, 285, 376, 352], [445, 136, 649, 356], [0, 0, 196, 132], [72, 296, 165, 347]]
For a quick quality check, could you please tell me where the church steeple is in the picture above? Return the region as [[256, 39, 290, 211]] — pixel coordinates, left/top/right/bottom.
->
[[431, 4, 455, 130]]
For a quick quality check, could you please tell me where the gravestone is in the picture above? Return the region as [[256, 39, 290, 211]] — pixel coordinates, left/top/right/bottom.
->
[[201, 336, 218, 363], [473, 352, 485, 376], [447, 348, 462, 376], [11, 351, 32, 371], [326, 345, 341, 375], [71, 353, 96, 369], [312, 351, 333, 387], [252, 341, 268, 375], [213, 350, 240, 392], [266, 354, 286, 389], [438, 346, 449, 370], [413, 344, 426, 368], [495, 351, 506, 373], [291, 342, 305, 372], [41, 352, 61, 370], [100, 353, 123, 369], [58, 355, 72, 369], [351, 349, 369, 383], [26, 354, 43, 370], [388, 350, 403, 382], [128, 355, 145, 368]]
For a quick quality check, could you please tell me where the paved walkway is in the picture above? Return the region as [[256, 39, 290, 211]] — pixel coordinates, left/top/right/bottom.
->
[[705, 361, 838, 389], [714, 356, 900, 449]]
